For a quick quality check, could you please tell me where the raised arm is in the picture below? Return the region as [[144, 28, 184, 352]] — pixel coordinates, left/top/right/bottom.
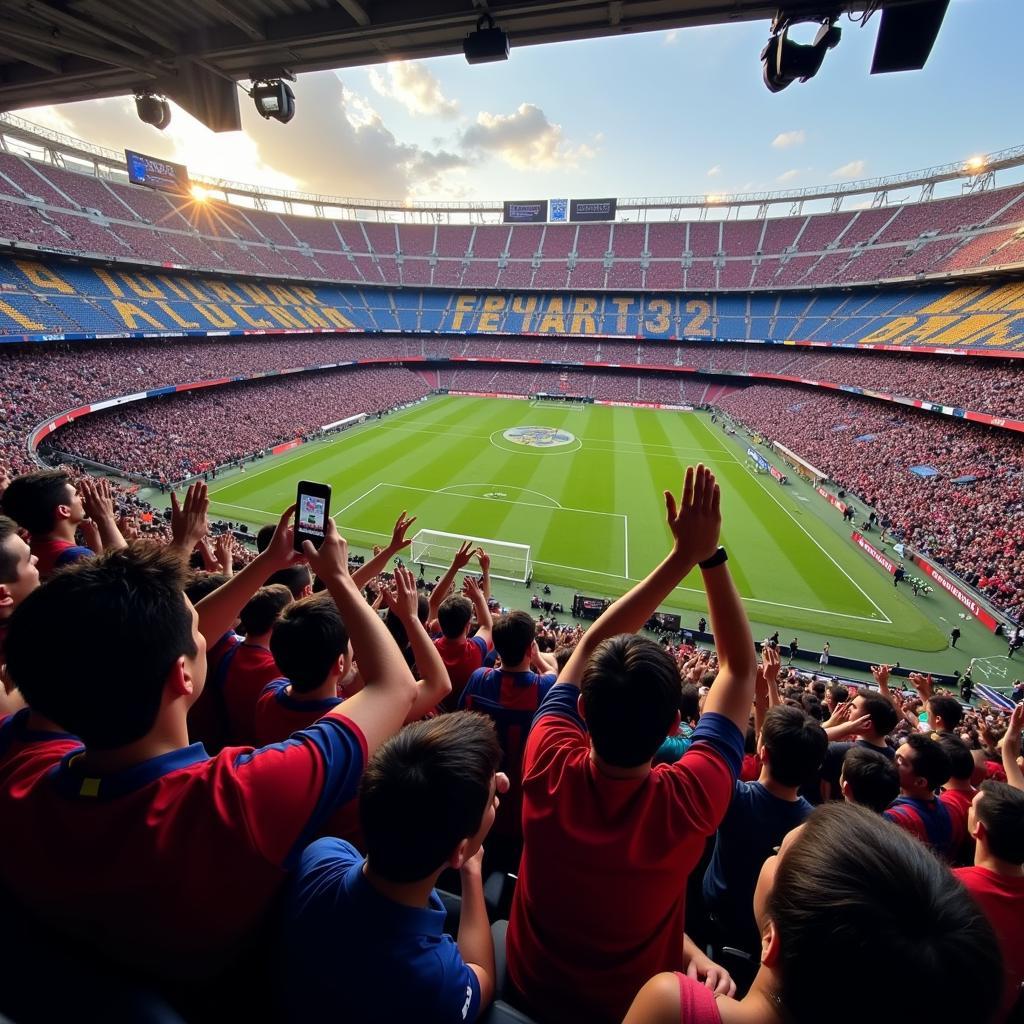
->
[[304, 520, 417, 754], [78, 477, 127, 553], [559, 465, 722, 687], [476, 548, 491, 603], [167, 481, 210, 561], [762, 644, 782, 707], [351, 510, 416, 590], [462, 576, 493, 646], [1002, 703, 1024, 792], [381, 566, 452, 722], [427, 540, 475, 623]]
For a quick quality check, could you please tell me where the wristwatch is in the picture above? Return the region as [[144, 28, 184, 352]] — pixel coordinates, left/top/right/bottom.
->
[[699, 547, 728, 570]]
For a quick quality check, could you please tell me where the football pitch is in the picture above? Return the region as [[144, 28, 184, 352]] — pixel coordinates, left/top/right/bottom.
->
[[201, 395, 961, 657]]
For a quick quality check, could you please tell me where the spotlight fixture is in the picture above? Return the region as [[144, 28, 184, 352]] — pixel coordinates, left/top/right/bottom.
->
[[251, 78, 296, 123], [761, 13, 841, 93], [135, 91, 171, 130], [463, 13, 510, 65]]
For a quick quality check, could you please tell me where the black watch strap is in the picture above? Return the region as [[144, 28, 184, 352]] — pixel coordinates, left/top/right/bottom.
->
[[699, 546, 728, 570]]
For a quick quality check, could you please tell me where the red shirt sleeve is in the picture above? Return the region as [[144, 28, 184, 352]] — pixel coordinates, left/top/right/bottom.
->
[[224, 714, 368, 868]]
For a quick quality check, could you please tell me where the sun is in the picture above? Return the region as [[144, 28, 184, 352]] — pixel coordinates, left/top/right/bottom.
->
[[189, 183, 210, 202]]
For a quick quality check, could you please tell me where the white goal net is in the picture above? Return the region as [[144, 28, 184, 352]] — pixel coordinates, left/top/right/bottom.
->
[[410, 529, 532, 584]]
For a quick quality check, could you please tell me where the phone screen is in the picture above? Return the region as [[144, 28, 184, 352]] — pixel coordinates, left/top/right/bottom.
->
[[299, 493, 327, 537], [295, 481, 331, 551]]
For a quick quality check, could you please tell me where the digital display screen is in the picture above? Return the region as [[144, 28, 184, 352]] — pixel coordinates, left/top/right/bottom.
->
[[503, 199, 548, 223], [299, 494, 327, 537], [125, 149, 190, 193]]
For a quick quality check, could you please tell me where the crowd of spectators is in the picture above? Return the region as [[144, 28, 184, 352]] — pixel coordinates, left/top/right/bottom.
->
[[717, 384, 1024, 621], [0, 464, 1022, 1024]]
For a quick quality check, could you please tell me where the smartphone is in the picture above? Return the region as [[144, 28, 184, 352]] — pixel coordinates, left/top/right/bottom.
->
[[294, 481, 331, 552]]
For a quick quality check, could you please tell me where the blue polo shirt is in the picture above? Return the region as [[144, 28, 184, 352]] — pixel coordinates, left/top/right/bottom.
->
[[283, 838, 482, 1023], [703, 781, 812, 951]]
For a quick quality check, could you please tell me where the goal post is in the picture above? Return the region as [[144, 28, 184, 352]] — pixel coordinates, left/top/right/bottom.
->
[[410, 529, 532, 584]]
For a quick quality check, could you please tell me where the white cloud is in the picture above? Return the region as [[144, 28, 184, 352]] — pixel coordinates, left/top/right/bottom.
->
[[776, 169, 803, 184], [460, 103, 596, 170], [707, 165, 721, 178], [772, 129, 806, 149], [832, 159, 867, 179], [369, 61, 459, 118]]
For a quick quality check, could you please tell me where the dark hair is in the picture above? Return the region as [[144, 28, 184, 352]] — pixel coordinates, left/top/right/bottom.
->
[[554, 645, 574, 673], [841, 747, 899, 813], [828, 683, 850, 705], [930, 695, 964, 731], [256, 524, 275, 553], [437, 595, 472, 639], [581, 634, 679, 768], [903, 732, 952, 790], [975, 781, 1024, 864], [239, 584, 292, 636], [811, 681, 826, 700], [269, 593, 349, 692], [492, 610, 536, 666], [0, 470, 73, 535], [0, 515, 20, 582], [770, 803, 1001, 1024], [761, 706, 828, 787], [264, 563, 312, 599], [359, 712, 501, 882], [799, 694, 823, 721], [854, 691, 900, 737], [5, 543, 196, 748], [384, 594, 429, 661], [679, 683, 700, 724], [937, 734, 975, 782], [184, 571, 230, 603]]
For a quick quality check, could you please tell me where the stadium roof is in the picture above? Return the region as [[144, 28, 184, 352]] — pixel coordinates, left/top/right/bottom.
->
[[0, 0, 939, 132]]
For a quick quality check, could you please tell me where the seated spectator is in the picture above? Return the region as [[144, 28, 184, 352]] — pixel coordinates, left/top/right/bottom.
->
[[624, 803, 1001, 1024], [459, 606, 558, 853], [217, 584, 293, 745], [955, 780, 1024, 1022], [939, 733, 978, 865], [838, 746, 899, 813], [282, 713, 506, 1023], [1, 470, 95, 578], [256, 592, 350, 747], [885, 732, 956, 860], [507, 466, 755, 1024], [0, 513, 417, 987], [702, 705, 827, 962], [433, 550, 493, 709]]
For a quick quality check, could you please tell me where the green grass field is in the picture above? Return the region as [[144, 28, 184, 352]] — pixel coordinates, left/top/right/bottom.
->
[[197, 395, 985, 662]]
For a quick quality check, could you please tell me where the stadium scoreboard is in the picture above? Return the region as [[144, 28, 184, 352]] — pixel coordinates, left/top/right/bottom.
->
[[125, 150, 190, 193]]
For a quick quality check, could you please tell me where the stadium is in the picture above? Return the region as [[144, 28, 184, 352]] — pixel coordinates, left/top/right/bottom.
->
[[0, 2, 1022, 1023]]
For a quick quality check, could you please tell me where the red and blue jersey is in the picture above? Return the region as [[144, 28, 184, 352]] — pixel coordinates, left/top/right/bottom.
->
[[254, 679, 343, 747], [0, 714, 366, 980], [187, 630, 240, 749], [506, 684, 742, 1024], [30, 537, 94, 580], [459, 667, 556, 838], [216, 641, 282, 747], [434, 634, 490, 711], [0, 708, 81, 780], [884, 795, 955, 861]]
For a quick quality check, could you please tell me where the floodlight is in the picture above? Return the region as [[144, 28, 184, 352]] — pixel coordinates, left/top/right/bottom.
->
[[762, 17, 841, 93], [135, 91, 171, 130], [463, 13, 509, 64], [190, 184, 210, 202], [251, 80, 296, 123], [964, 156, 987, 174]]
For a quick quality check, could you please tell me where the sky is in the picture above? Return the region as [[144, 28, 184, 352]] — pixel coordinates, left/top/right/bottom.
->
[[11, 0, 1016, 207]]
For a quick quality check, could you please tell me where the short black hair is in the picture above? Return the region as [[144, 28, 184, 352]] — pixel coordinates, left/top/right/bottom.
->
[[976, 781, 1024, 864], [256, 524, 275, 553], [239, 584, 292, 636], [581, 634, 680, 768], [184, 570, 230, 604], [841, 746, 899, 813], [929, 695, 964, 731], [770, 803, 1001, 1024], [359, 712, 501, 882], [492, 610, 536, 665], [828, 683, 849, 705], [554, 645, 574, 673], [937, 734, 974, 782], [265, 563, 313, 599], [761, 706, 828, 787], [0, 515, 20, 582], [269, 593, 349, 693], [0, 470, 73, 535], [903, 732, 952, 790], [5, 543, 196, 748], [437, 595, 472, 639], [855, 691, 899, 737], [679, 683, 700, 724]]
